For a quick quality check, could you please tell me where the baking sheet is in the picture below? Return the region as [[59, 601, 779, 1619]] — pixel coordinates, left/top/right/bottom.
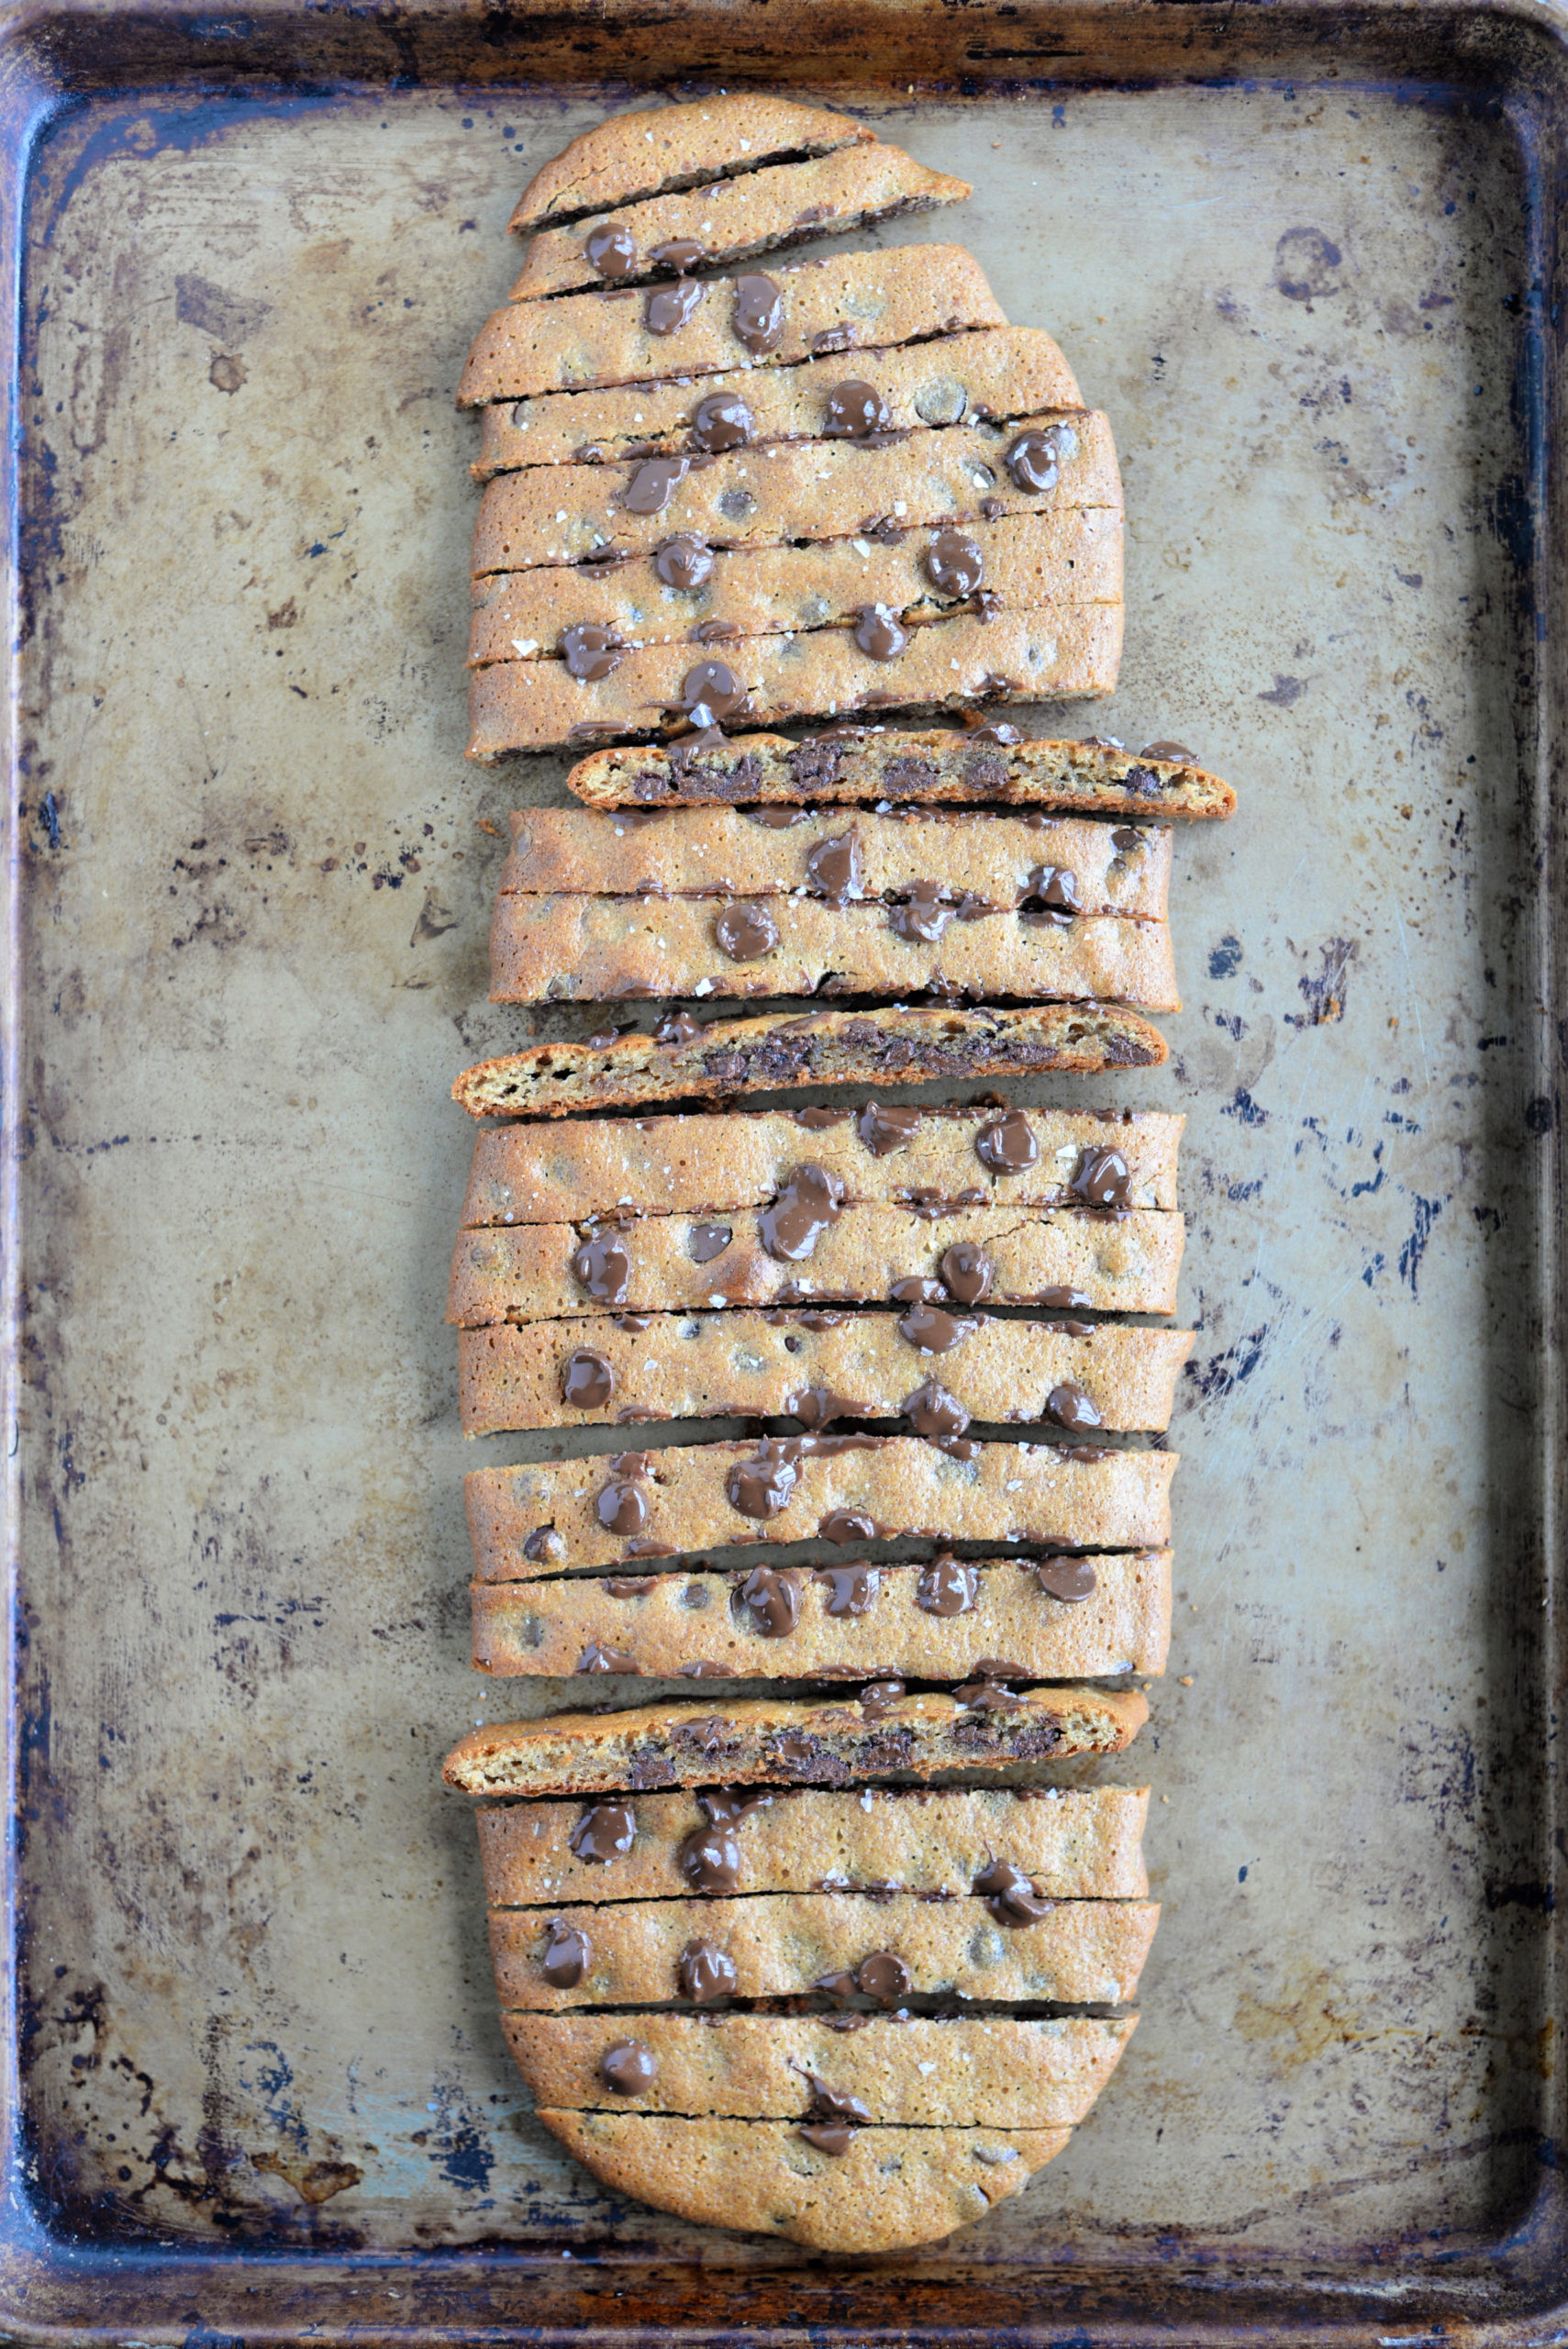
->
[[4, 6, 1566, 2336]]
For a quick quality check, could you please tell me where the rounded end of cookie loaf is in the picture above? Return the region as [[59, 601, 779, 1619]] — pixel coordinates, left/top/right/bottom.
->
[[531, 2111, 1070, 2250], [565, 730, 1236, 818]]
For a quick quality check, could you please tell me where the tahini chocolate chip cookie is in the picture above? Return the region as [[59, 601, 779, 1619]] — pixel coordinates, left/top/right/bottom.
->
[[463, 1439, 1175, 1578], [471, 1550, 1172, 1678], [568, 727, 1236, 818], [506, 2013, 1135, 2128], [450, 1004, 1169, 1119], [507, 95, 875, 236], [468, 512, 1121, 664], [442, 1684, 1149, 1798], [448, 1201, 1186, 1323], [473, 327, 1084, 475], [458, 1313, 1192, 1436], [476, 1784, 1151, 1905], [509, 146, 971, 302], [530, 2111, 1069, 2252], [459, 245, 1006, 406]]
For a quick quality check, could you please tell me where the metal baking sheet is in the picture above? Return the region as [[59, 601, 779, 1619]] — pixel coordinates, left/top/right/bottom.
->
[[3, 3, 1566, 2337]]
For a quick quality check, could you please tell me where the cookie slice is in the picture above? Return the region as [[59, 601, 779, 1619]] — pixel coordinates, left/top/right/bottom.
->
[[569, 728, 1236, 818], [472, 1550, 1171, 1678], [469, 607, 1123, 758], [459, 1315, 1192, 1436], [490, 1890, 1159, 2009], [464, 1440, 1175, 1579], [510, 147, 971, 301], [443, 1684, 1148, 1798], [508, 97, 875, 236], [448, 1202, 1185, 1323], [470, 412, 1118, 574], [473, 326, 1084, 475], [532, 2111, 1067, 2251], [508, 2012, 1134, 2126], [459, 245, 1006, 406], [469, 512, 1121, 664], [476, 1784, 1150, 1905], [450, 1004, 1169, 1119]]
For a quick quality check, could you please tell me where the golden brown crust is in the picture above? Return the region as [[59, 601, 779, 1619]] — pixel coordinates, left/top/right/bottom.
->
[[507, 97, 875, 236], [476, 1784, 1151, 1906], [463, 1441, 1175, 1580], [510, 147, 970, 301], [473, 327, 1084, 475], [443, 1684, 1149, 1798], [469, 513, 1120, 663], [472, 1551, 1172, 1678], [459, 245, 1006, 406], [469, 607, 1122, 758], [448, 1202, 1185, 1324], [470, 412, 1118, 574], [506, 2012, 1135, 2126], [490, 1891, 1159, 2009], [531, 2110, 1067, 2250], [568, 727, 1237, 818], [450, 1004, 1169, 1120], [459, 1314, 1192, 1436]]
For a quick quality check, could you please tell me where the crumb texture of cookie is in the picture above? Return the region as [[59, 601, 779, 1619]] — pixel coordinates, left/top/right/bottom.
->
[[476, 1783, 1151, 1905], [443, 1685, 1149, 1798], [532, 2111, 1068, 2250], [510, 145, 971, 302], [507, 2013, 1136, 2126], [450, 1003, 1169, 1119], [507, 96, 876, 236]]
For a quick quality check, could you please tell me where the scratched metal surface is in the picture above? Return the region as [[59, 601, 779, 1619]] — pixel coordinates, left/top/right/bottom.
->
[[6, 34, 1561, 2310]]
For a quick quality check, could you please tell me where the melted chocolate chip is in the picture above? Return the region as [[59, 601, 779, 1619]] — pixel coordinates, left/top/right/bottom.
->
[[854, 604, 908, 661], [888, 878, 953, 942], [940, 1241, 994, 1305], [715, 900, 779, 961], [614, 1313, 651, 1333], [627, 455, 690, 514], [651, 238, 706, 273], [857, 1951, 912, 2007], [646, 278, 704, 336], [798, 2121, 854, 2154], [561, 621, 625, 682], [680, 1940, 738, 2002], [655, 535, 713, 591], [683, 657, 747, 720], [825, 1507, 884, 1547], [740, 1564, 803, 1637], [890, 1275, 946, 1305], [680, 1660, 729, 1676], [1039, 1286, 1095, 1310], [917, 1556, 976, 1616], [747, 804, 809, 829], [969, 718, 1022, 745], [814, 1967, 862, 2006], [600, 2039, 657, 2095], [541, 1919, 591, 1987], [859, 1679, 905, 1719], [576, 1641, 639, 1674], [572, 1230, 632, 1306], [693, 388, 752, 451], [1046, 1380, 1103, 1431], [603, 1575, 655, 1598], [595, 1476, 650, 1539], [927, 530, 984, 595], [788, 1386, 863, 1431], [523, 1525, 564, 1563], [956, 1679, 1022, 1712], [805, 2073, 872, 2125], [679, 1820, 741, 1894], [1006, 426, 1066, 492], [562, 1348, 616, 1409], [806, 829, 862, 902], [824, 379, 890, 438], [976, 1110, 1039, 1174], [1071, 1146, 1132, 1209], [726, 1438, 800, 1520], [758, 1163, 843, 1260], [688, 1221, 733, 1263], [1036, 1556, 1098, 1603], [812, 322, 856, 353], [898, 1303, 975, 1353], [1018, 863, 1083, 925], [973, 1856, 1051, 1925], [814, 1563, 880, 1617], [569, 1801, 636, 1863], [862, 513, 906, 544], [903, 1380, 971, 1441], [856, 1099, 920, 1156], [585, 221, 636, 277], [1141, 739, 1196, 762], [732, 272, 784, 354]]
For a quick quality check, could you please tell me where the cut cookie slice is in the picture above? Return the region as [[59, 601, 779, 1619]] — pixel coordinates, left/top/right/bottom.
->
[[510, 146, 971, 302], [448, 1201, 1185, 1323], [506, 2013, 1135, 2129], [473, 326, 1084, 475], [490, 1890, 1159, 2009], [532, 2111, 1068, 2251], [446, 1684, 1147, 1798], [458, 1314, 1193, 1436], [469, 606, 1123, 758], [463, 1440, 1175, 1579], [568, 727, 1236, 818], [508, 97, 876, 236], [471, 1550, 1172, 1678], [469, 512, 1121, 664], [476, 1784, 1151, 1906], [470, 411, 1119, 573], [450, 1003, 1169, 1119], [459, 245, 1006, 406], [496, 807, 1167, 915]]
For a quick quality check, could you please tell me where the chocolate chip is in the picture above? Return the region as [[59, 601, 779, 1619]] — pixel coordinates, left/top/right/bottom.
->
[[856, 1100, 920, 1156], [888, 879, 953, 942], [726, 1438, 799, 1520], [596, 1477, 650, 1537], [1037, 1556, 1098, 1603], [1006, 426, 1066, 492], [1018, 863, 1083, 925], [940, 1242, 993, 1305], [898, 1303, 975, 1353], [680, 1940, 737, 2002], [814, 1564, 880, 1617], [693, 388, 752, 451], [1046, 1380, 1103, 1431], [651, 238, 706, 273], [806, 829, 862, 902], [854, 604, 907, 660], [890, 1276, 946, 1305], [646, 278, 704, 335], [956, 1678, 1022, 1712], [687, 1222, 732, 1264], [820, 1508, 880, 1544], [715, 900, 779, 961], [541, 1919, 591, 1987], [732, 272, 784, 355], [576, 1641, 639, 1674], [969, 718, 1022, 745], [1141, 739, 1196, 762], [599, 2040, 657, 2095], [571, 1230, 631, 1306], [973, 1856, 1051, 1924], [976, 1110, 1039, 1174], [758, 1163, 843, 1260], [585, 222, 636, 277], [626, 454, 690, 514], [603, 1575, 655, 1598], [740, 1564, 802, 1637], [569, 1801, 636, 1862], [678, 1820, 742, 1894], [857, 1951, 912, 2006], [523, 1525, 565, 1563], [1070, 1146, 1132, 1209], [917, 1556, 976, 1616], [655, 535, 713, 590], [858, 1679, 904, 1719], [927, 530, 984, 595], [562, 1348, 616, 1409], [1038, 1286, 1095, 1310], [561, 621, 624, 681], [788, 1386, 864, 1430], [679, 1660, 729, 1677], [903, 1380, 970, 1441], [824, 379, 890, 438], [682, 657, 747, 721], [797, 2121, 854, 2153], [812, 323, 855, 353]]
